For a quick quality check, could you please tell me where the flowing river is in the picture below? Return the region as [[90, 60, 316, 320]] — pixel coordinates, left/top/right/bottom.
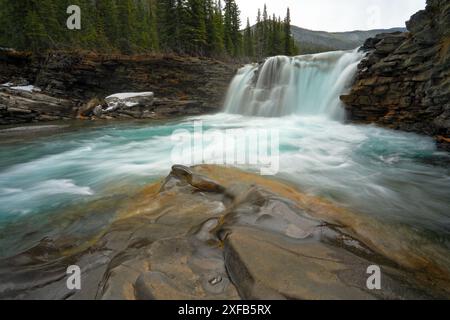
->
[[0, 50, 449, 267]]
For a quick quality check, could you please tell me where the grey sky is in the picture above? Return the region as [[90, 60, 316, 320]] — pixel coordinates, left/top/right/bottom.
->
[[236, 0, 427, 32]]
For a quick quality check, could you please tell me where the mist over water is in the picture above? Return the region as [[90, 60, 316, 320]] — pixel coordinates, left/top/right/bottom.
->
[[0, 50, 449, 260]]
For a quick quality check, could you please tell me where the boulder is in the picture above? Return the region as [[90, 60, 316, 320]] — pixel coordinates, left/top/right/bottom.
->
[[77, 97, 103, 118], [104, 92, 154, 113]]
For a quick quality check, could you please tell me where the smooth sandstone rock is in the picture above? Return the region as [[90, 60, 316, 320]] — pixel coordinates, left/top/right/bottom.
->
[[1, 165, 448, 300], [171, 165, 226, 193]]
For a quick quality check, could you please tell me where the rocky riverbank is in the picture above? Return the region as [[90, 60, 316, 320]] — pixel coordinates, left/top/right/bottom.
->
[[341, 0, 450, 150], [0, 51, 239, 124], [1, 165, 448, 300]]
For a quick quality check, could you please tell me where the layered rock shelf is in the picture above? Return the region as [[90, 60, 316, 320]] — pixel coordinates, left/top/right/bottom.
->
[[0, 51, 239, 124], [0, 87, 76, 125], [1, 165, 448, 300], [341, 0, 450, 150]]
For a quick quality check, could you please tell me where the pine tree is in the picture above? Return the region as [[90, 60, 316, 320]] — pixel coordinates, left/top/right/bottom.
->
[[25, 12, 46, 52], [0, 0, 23, 49], [262, 4, 269, 56], [38, 0, 61, 48], [118, 0, 136, 52], [223, 0, 234, 55], [212, 0, 225, 55], [271, 15, 282, 56], [223, 0, 241, 57], [244, 18, 254, 58], [255, 8, 264, 59], [78, 0, 101, 50], [230, 0, 242, 56], [157, 0, 178, 52], [147, 0, 160, 51], [185, 0, 207, 55], [96, 0, 119, 48], [283, 7, 293, 56], [0, 0, 296, 58], [204, 0, 224, 56]]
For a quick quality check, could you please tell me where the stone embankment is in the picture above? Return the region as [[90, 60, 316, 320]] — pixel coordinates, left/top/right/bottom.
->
[[341, 0, 450, 150]]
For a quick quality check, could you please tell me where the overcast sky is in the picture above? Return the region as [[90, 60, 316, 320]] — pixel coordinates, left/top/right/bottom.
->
[[236, 0, 426, 32]]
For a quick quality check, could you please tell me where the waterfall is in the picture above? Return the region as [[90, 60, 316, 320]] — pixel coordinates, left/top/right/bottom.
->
[[224, 49, 364, 119]]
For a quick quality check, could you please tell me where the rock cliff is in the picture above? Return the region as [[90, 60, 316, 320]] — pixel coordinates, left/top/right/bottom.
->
[[341, 0, 450, 150], [0, 51, 238, 124]]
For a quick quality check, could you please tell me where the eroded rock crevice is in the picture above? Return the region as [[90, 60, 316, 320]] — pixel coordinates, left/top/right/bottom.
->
[[1, 165, 448, 300]]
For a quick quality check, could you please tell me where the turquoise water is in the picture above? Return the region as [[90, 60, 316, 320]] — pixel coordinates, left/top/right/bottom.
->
[[0, 47, 449, 258], [1, 115, 449, 240]]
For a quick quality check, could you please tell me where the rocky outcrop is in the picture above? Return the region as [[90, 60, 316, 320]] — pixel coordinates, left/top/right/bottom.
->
[[78, 96, 205, 120], [1, 165, 448, 300], [0, 50, 238, 124], [341, 0, 450, 150], [104, 92, 154, 111], [0, 87, 76, 125]]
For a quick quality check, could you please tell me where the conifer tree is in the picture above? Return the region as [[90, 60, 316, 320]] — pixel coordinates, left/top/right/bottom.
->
[[186, 0, 207, 55], [223, 0, 234, 55], [255, 8, 264, 59], [230, 0, 242, 56], [96, 0, 119, 48], [147, 0, 160, 51], [157, 0, 178, 52], [244, 18, 254, 58], [24, 8, 48, 52], [0, 0, 298, 58], [212, 0, 225, 55], [283, 7, 293, 55]]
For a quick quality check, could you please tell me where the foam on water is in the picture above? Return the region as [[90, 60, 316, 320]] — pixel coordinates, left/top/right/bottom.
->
[[0, 114, 448, 235], [0, 50, 448, 267]]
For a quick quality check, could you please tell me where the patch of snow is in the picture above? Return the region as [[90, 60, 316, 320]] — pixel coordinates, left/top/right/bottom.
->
[[105, 92, 154, 100], [125, 101, 139, 107], [9, 85, 42, 93], [1, 82, 13, 87], [104, 91, 154, 113]]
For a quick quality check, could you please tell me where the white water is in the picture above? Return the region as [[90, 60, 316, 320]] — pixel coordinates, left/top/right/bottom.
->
[[0, 50, 449, 266], [224, 50, 363, 119]]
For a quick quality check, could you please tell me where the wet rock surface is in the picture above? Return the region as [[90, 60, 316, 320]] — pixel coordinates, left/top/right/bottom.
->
[[341, 0, 450, 150], [0, 165, 448, 300]]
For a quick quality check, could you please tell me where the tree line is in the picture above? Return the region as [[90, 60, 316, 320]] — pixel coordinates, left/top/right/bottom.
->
[[0, 0, 298, 59]]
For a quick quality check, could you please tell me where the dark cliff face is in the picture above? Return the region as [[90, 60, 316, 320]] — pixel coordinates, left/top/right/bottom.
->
[[0, 51, 238, 124], [341, 0, 450, 150]]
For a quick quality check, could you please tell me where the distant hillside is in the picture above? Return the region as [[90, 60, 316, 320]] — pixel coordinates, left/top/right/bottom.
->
[[291, 26, 407, 54]]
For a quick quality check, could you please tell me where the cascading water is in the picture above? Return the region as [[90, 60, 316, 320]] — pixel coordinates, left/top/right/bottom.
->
[[0, 49, 449, 286], [224, 49, 364, 119]]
